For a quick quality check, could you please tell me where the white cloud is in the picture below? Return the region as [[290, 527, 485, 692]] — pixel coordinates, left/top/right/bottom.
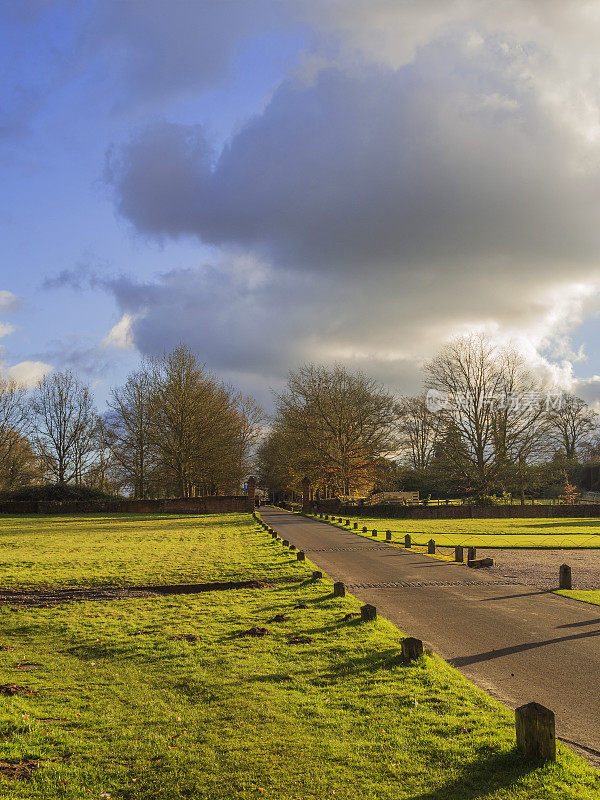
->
[[4, 359, 51, 388], [102, 313, 137, 350], [0, 322, 15, 338], [0, 290, 22, 312]]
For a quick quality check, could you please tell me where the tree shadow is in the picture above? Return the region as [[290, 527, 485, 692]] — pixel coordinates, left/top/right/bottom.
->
[[449, 627, 600, 668], [312, 647, 408, 684], [407, 748, 538, 800]]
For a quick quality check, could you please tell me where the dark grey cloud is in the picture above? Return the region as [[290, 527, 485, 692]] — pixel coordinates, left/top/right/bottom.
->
[[107, 39, 600, 282]]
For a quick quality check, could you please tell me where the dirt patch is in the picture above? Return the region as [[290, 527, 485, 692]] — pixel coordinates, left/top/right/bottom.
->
[[288, 635, 313, 644], [168, 634, 200, 643], [0, 684, 37, 697], [294, 603, 308, 609], [478, 548, 600, 590], [0, 645, 16, 651], [269, 614, 289, 623], [240, 627, 270, 638], [0, 577, 300, 608], [12, 662, 42, 671], [0, 759, 39, 780]]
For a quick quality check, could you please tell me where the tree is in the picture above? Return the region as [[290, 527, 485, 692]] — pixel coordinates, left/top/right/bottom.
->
[[106, 366, 156, 497], [272, 364, 400, 497], [148, 346, 262, 497], [425, 334, 550, 497], [0, 378, 30, 479], [546, 394, 598, 461], [32, 370, 98, 485], [397, 394, 440, 470]]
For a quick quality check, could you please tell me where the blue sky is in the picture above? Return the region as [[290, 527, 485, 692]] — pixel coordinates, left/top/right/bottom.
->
[[2, 1, 600, 410]]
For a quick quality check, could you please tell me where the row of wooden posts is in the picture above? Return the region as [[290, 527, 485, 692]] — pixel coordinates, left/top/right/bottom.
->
[[316, 513, 574, 586], [253, 510, 558, 761]]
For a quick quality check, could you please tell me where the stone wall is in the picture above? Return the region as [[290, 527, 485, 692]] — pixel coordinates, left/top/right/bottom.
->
[[0, 496, 252, 515], [310, 501, 600, 520]]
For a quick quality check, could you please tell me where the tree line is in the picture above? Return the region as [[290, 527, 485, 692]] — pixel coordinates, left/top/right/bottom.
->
[[0, 345, 262, 498], [258, 334, 600, 502]]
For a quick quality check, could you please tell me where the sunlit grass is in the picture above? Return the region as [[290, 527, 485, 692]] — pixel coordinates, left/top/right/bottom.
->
[[310, 514, 600, 549], [0, 513, 598, 797]]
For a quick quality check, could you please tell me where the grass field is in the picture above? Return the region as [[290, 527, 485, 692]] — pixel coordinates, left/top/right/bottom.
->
[[556, 590, 600, 606], [312, 514, 600, 549], [0, 513, 598, 798]]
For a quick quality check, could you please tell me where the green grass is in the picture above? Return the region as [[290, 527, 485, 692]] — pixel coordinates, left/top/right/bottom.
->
[[311, 514, 600, 549], [0, 513, 598, 798], [0, 513, 302, 589], [555, 590, 600, 606]]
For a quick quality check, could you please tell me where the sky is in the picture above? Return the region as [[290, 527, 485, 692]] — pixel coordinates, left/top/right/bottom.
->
[[2, 0, 600, 411]]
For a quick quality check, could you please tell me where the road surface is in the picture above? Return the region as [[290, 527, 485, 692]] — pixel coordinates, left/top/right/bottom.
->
[[260, 507, 600, 764]]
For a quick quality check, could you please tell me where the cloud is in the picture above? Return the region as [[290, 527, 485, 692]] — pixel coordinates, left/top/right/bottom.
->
[[80, 0, 293, 112], [102, 313, 137, 351], [0, 322, 15, 338], [0, 290, 23, 312], [3, 359, 51, 388]]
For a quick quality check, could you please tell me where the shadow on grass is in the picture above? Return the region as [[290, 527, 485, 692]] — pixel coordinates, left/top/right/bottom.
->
[[408, 747, 538, 800], [312, 647, 408, 684]]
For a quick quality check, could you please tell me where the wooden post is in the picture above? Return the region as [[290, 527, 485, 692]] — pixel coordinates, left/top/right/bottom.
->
[[361, 604, 377, 622], [427, 539, 435, 554], [271, 532, 277, 538], [405, 534, 411, 548], [338, 517, 342, 523], [362, 526, 368, 533], [467, 546, 476, 561], [312, 570, 322, 580], [559, 564, 572, 589], [401, 637, 424, 661], [282, 539, 289, 547], [371, 529, 377, 537], [297, 551, 305, 561], [454, 545, 464, 562], [386, 530, 392, 541], [289, 544, 296, 551], [515, 702, 556, 761], [345, 519, 350, 525], [333, 581, 346, 597], [353, 522, 358, 529]]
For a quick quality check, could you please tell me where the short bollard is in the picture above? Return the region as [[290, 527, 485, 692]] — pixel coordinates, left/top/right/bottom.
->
[[559, 564, 572, 590], [353, 522, 358, 529], [289, 544, 296, 551], [297, 551, 305, 561], [405, 534, 411, 548], [338, 517, 343, 523], [312, 570, 323, 580], [401, 637, 424, 661], [333, 581, 346, 597], [467, 546, 476, 561], [362, 526, 368, 533], [427, 539, 436, 554], [371, 529, 377, 537], [515, 702, 556, 761], [345, 519, 350, 525], [454, 545, 464, 562], [386, 530, 392, 541], [282, 539, 289, 547], [271, 532, 277, 538], [361, 604, 377, 622]]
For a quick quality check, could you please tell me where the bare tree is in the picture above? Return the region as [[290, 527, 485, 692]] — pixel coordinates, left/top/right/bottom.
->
[[546, 394, 598, 460], [397, 394, 440, 469], [32, 370, 98, 485], [107, 366, 155, 497], [0, 378, 30, 478], [273, 364, 399, 496], [425, 334, 550, 496]]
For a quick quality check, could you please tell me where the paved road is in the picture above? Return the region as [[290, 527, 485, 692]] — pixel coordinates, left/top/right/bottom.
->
[[261, 507, 600, 763]]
